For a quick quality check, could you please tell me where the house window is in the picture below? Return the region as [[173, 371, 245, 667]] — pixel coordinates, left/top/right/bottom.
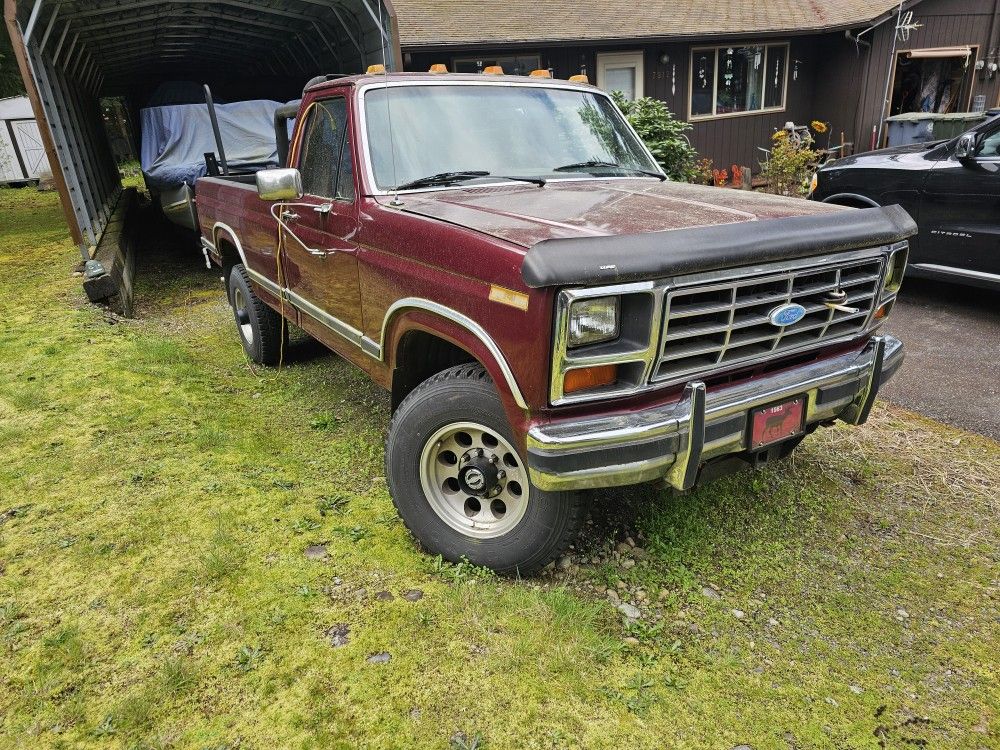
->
[[453, 55, 542, 76], [597, 52, 644, 101], [690, 43, 789, 119], [889, 47, 975, 115]]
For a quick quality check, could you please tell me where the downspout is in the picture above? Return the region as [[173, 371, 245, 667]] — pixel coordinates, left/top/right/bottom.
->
[[4, 0, 88, 260], [845, 28, 872, 49]]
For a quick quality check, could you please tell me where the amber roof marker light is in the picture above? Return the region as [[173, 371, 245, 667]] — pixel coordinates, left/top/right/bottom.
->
[[529, 69, 552, 78], [569, 74, 590, 83], [482, 66, 504, 75], [428, 64, 449, 74]]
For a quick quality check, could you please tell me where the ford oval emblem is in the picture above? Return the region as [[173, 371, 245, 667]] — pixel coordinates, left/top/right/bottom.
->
[[768, 303, 807, 327]]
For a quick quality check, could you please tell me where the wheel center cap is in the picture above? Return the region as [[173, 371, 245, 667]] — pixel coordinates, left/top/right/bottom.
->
[[458, 455, 501, 497], [464, 468, 486, 491]]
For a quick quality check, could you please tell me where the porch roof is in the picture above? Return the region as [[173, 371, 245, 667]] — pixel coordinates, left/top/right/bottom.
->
[[394, 0, 904, 49]]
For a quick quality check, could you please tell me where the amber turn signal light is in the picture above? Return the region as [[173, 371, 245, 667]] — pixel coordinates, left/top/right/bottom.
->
[[873, 304, 888, 320], [564, 365, 617, 394], [428, 63, 449, 74], [483, 65, 504, 74]]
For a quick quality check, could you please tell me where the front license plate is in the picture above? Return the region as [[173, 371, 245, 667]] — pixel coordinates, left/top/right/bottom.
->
[[750, 397, 806, 449]]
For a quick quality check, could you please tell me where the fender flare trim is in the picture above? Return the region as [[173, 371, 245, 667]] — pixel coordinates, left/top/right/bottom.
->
[[380, 297, 529, 410], [821, 192, 881, 208], [212, 222, 249, 265]]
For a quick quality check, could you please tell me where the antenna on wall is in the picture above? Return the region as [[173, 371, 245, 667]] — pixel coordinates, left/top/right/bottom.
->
[[896, 10, 922, 43]]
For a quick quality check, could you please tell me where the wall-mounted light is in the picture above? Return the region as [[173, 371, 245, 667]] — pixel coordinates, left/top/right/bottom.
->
[[659, 52, 670, 65]]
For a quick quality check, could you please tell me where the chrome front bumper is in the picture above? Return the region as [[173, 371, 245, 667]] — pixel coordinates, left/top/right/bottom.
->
[[526, 335, 903, 492]]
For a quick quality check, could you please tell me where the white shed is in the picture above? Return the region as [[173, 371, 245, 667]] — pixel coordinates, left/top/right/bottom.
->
[[0, 95, 51, 184]]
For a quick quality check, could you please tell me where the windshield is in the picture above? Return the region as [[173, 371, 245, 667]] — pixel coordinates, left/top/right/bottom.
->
[[363, 84, 660, 190]]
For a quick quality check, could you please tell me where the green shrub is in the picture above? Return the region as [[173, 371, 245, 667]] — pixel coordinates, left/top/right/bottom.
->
[[611, 92, 699, 182], [760, 132, 819, 196]]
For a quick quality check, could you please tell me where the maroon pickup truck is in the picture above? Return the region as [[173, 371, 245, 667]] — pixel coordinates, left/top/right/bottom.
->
[[196, 72, 914, 574]]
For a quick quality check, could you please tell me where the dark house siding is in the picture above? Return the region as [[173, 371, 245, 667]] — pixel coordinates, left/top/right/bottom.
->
[[817, 0, 1000, 152], [403, 0, 1000, 171], [407, 37, 824, 172]]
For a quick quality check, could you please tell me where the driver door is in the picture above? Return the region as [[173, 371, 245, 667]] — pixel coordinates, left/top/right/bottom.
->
[[281, 95, 363, 332], [920, 121, 1000, 277]]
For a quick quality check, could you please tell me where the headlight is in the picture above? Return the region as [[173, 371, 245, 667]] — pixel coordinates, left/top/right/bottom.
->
[[568, 296, 619, 348]]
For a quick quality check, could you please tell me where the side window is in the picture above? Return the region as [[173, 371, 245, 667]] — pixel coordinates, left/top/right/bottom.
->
[[976, 126, 1000, 159], [298, 97, 355, 201]]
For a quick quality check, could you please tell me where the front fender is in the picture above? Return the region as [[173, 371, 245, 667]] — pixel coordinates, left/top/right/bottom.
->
[[382, 302, 535, 443]]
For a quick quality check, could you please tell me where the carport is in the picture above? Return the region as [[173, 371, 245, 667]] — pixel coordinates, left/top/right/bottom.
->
[[5, 0, 399, 309]]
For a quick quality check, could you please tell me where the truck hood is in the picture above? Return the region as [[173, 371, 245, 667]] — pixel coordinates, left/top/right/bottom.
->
[[822, 140, 947, 171], [383, 179, 844, 249]]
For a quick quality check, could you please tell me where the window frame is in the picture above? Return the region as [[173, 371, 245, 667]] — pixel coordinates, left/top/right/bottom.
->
[[296, 95, 355, 203], [596, 51, 645, 101], [355, 79, 663, 196], [887, 46, 978, 118], [688, 42, 790, 121]]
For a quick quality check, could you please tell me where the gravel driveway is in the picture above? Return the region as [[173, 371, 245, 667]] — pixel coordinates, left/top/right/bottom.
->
[[881, 277, 1000, 441]]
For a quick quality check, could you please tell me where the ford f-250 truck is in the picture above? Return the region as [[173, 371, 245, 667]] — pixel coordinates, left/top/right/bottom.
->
[[195, 71, 915, 574]]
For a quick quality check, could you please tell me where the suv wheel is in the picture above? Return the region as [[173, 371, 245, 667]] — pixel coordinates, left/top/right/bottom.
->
[[227, 264, 285, 366], [386, 364, 584, 575]]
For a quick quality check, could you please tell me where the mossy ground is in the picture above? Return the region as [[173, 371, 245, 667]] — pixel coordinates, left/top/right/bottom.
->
[[1, 186, 997, 750]]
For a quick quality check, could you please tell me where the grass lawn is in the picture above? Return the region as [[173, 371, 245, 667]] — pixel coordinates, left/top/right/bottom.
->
[[1, 186, 998, 750]]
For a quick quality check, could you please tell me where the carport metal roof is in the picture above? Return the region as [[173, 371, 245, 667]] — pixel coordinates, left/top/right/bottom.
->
[[5, 0, 399, 256]]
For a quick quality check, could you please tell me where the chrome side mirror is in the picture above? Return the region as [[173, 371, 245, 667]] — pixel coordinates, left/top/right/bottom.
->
[[954, 133, 977, 160], [256, 168, 303, 201]]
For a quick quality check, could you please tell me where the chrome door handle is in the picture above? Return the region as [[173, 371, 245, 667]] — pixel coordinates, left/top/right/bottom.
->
[[281, 210, 300, 221]]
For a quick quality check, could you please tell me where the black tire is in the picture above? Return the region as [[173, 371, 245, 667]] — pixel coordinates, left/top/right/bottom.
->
[[227, 264, 285, 366], [386, 363, 585, 576]]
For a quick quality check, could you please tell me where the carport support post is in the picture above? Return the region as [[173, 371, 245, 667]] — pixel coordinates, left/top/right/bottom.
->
[[4, 0, 89, 261]]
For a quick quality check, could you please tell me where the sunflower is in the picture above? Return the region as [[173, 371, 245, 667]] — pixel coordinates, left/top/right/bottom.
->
[[811, 120, 828, 134], [772, 130, 788, 140]]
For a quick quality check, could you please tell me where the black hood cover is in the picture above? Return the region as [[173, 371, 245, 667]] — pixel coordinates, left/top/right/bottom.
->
[[521, 204, 917, 288]]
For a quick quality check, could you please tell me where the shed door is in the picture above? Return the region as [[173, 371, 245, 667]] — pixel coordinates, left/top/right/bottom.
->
[[12, 120, 51, 178], [0, 124, 23, 182]]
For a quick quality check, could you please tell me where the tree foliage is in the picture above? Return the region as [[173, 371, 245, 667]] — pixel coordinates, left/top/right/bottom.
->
[[611, 91, 699, 182], [1, 29, 27, 99]]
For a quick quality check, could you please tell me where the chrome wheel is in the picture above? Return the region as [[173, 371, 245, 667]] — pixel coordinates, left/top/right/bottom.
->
[[232, 286, 254, 345], [419, 421, 529, 539]]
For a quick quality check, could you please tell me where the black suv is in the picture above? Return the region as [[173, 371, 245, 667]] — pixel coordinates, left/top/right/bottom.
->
[[811, 113, 999, 291]]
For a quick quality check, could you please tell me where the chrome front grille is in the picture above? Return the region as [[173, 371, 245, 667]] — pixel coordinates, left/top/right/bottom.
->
[[653, 256, 886, 383]]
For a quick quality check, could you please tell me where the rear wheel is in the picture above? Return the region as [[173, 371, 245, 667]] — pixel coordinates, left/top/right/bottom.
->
[[386, 364, 584, 575], [227, 264, 285, 365]]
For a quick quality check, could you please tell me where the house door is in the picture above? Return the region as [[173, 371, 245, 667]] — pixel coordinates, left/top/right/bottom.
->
[[597, 52, 645, 101]]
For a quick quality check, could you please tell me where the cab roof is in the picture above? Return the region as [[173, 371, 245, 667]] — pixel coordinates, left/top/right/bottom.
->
[[304, 71, 596, 94]]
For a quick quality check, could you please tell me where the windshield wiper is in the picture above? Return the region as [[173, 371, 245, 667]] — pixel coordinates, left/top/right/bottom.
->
[[553, 160, 667, 180], [396, 171, 545, 190]]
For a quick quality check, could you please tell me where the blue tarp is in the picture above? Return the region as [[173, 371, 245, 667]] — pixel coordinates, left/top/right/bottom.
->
[[140, 99, 296, 192]]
